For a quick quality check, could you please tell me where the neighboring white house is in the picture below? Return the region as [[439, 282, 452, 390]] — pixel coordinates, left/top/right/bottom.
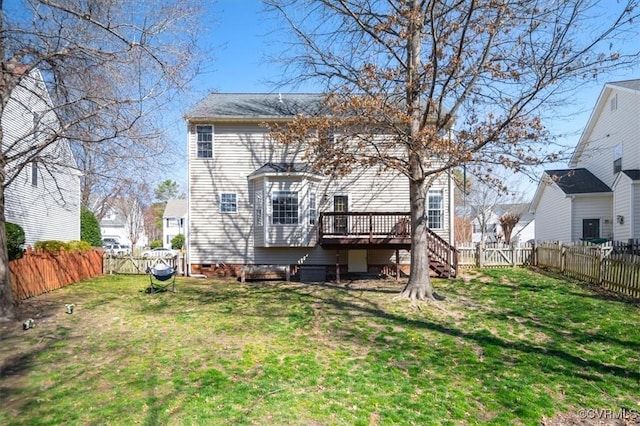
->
[[2, 67, 81, 246], [471, 203, 535, 244], [184, 93, 457, 278], [530, 79, 640, 242], [98, 199, 148, 249], [163, 199, 187, 249]]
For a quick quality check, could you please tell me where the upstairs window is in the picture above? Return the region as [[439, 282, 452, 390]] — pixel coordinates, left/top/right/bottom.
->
[[220, 193, 237, 213], [272, 191, 298, 225], [196, 125, 213, 158], [427, 189, 443, 229], [610, 94, 618, 111], [31, 161, 38, 186], [613, 143, 622, 174]]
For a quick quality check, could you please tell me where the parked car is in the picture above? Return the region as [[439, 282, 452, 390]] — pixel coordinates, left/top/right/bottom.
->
[[103, 243, 129, 256], [142, 247, 178, 258]]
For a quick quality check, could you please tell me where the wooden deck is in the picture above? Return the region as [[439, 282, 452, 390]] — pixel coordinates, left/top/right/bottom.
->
[[318, 212, 458, 278]]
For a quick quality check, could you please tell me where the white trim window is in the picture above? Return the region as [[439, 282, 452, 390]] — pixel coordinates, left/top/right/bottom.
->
[[309, 191, 317, 225], [255, 190, 263, 226], [220, 193, 237, 213], [272, 191, 298, 225], [196, 125, 213, 158], [31, 161, 38, 186], [427, 189, 444, 229], [613, 143, 622, 174]]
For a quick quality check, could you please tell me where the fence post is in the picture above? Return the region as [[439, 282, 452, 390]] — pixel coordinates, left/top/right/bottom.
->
[[598, 248, 605, 285], [560, 243, 566, 274], [511, 243, 516, 267], [532, 241, 537, 266]]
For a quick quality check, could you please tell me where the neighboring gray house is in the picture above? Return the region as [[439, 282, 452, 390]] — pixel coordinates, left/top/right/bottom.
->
[[163, 199, 187, 249], [184, 93, 457, 278], [2, 68, 81, 246], [530, 80, 640, 242]]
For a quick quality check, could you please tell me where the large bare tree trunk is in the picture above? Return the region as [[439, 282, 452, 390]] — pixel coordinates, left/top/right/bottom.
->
[[0, 166, 16, 320], [400, 177, 436, 300]]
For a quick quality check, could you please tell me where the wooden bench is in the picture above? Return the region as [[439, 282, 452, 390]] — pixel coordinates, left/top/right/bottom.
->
[[240, 265, 290, 282]]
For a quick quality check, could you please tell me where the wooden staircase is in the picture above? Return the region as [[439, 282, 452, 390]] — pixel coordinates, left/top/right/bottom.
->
[[426, 228, 458, 278]]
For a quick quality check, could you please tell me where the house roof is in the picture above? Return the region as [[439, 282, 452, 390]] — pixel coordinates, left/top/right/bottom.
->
[[622, 169, 640, 181], [247, 162, 324, 181], [163, 199, 187, 218], [569, 79, 640, 167], [529, 168, 612, 213], [545, 168, 612, 194], [609, 79, 640, 91], [185, 93, 325, 122]]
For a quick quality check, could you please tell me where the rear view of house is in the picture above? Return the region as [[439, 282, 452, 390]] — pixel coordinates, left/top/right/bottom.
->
[[185, 93, 456, 279]]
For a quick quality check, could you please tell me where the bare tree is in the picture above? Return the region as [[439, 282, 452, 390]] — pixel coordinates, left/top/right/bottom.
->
[[0, 0, 206, 319], [499, 211, 522, 245], [266, 0, 639, 300]]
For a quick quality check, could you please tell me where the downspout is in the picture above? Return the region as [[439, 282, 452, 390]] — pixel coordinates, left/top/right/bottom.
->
[[448, 168, 454, 245], [186, 122, 192, 276]]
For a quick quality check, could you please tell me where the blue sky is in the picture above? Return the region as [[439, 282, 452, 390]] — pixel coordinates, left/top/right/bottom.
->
[[167, 0, 639, 196]]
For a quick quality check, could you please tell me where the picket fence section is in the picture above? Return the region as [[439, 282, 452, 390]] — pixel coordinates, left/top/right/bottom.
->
[[459, 240, 640, 299], [9, 248, 104, 300], [457, 242, 534, 268]]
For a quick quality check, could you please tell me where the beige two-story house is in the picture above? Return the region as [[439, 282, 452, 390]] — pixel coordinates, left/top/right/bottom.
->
[[185, 93, 456, 279]]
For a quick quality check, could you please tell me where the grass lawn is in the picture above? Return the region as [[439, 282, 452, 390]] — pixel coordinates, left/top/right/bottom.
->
[[1, 268, 639, 425]]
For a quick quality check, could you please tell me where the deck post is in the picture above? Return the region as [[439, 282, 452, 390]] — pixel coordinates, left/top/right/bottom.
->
[[395, 249, 400, 281], [336, 250, 340, 284]]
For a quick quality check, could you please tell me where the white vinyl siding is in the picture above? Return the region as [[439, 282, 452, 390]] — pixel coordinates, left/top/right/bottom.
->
[[613, 175, 632, 239], [571, 195, 612, 241], [534, 183, 572, 243], [2, 68, 80, 246], [573, 89, 640, 188]]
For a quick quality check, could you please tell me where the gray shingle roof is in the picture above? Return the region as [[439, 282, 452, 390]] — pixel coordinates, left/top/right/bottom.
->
[[609, 79, 640, 91], [185, 93, 325, 120], [163, 199, 187, 218], [545, 168, 612, 194], [622, 169, 640, 181]]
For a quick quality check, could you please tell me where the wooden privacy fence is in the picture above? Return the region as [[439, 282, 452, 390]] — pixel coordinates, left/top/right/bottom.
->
[[9, 248, 104, 300], [458, 240, 640, 299]]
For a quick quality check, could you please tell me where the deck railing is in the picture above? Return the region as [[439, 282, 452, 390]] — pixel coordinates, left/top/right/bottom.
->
[[319, 212, 411, 239], [318, 212, 457, 277]]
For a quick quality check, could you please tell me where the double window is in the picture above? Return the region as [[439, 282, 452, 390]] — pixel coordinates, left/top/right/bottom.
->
[[196, 125, 213, 158], [272, 191, 299, 225]]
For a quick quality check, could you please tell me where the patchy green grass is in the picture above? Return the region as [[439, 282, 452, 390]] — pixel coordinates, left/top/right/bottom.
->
[[1, 269, 639, 425]]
